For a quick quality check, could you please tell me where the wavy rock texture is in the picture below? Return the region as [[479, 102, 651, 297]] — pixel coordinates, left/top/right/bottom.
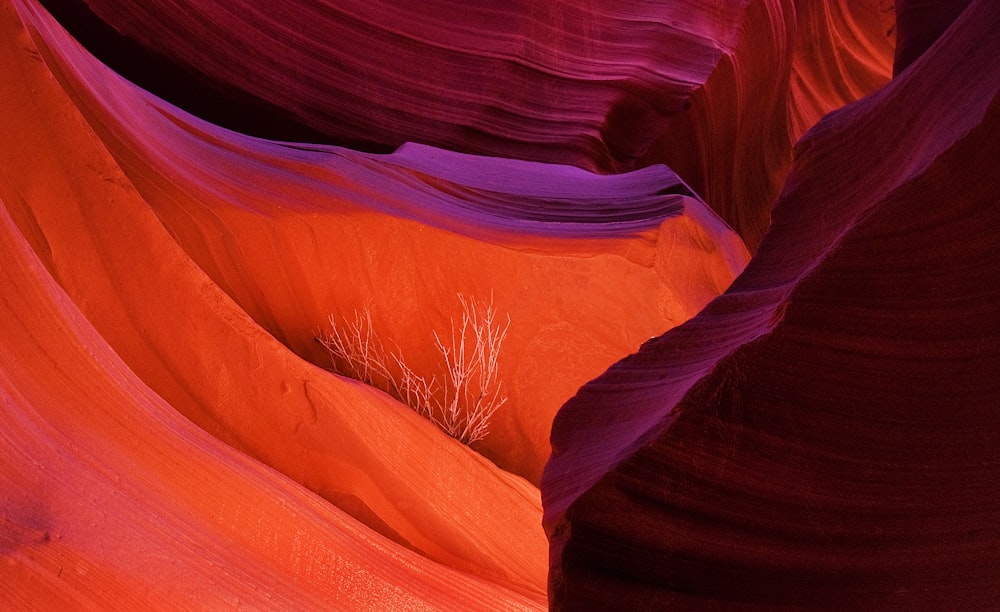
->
[[3, 0, 550, 603], [41, 0, 749, 172], [40, 0, 895, 254], [645, 0, 896, 250], [0, 200, 543, 611], [544, 0, 1000, 608], [17, 0, 748, 487], [2, 0, 751, 607], [8, 0, 989, 609], [789, 0, 896, 138]]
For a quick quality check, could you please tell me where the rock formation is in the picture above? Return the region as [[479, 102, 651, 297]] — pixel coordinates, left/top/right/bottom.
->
[[4, 0, 995, 609]]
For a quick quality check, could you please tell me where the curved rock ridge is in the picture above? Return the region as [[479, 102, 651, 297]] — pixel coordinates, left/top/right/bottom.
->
[[38, 0, 896, 253], [789, 0, 896, 138], [0, 199, 544, 610], [544, 0, 1000, 607], [380, 143, 692, 233], [18, 0, 749, 486], [0, 1, 747, 608], [644, 0, 895, 251], [40, 0, 750, 172], [4, 0, 549, 600], [15, 0, 991, 608]]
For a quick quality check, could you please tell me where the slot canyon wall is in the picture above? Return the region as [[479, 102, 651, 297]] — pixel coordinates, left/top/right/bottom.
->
[[2, 0, 997, 609]]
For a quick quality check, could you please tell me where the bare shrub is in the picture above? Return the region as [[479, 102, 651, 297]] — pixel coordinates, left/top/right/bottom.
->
[[319, 294, 510, 444]]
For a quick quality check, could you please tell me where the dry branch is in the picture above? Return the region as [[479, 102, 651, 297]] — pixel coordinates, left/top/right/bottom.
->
[[319, 294, 509, 444]]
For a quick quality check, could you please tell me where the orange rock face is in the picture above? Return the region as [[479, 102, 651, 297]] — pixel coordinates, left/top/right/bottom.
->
[[2, 1, 549, 605], [10, 0, 989, 609], [0, 199, 544, 609], [2, 0, 750, 607]]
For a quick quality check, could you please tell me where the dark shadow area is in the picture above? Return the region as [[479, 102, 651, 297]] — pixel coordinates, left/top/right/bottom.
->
[[38, 0, 394, 151]]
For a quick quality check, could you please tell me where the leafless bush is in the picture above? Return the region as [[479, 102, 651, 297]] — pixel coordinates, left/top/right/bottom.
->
[[318, 294, 509, 444]]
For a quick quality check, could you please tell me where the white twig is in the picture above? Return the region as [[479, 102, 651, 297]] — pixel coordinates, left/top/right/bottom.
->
[[319, 294, 509, 444]]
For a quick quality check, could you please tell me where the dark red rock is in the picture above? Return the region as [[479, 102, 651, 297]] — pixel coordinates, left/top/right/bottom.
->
[[893, 0, 972, 74], [544, 0, 1000, 607], [42, 0, 748, 171]]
